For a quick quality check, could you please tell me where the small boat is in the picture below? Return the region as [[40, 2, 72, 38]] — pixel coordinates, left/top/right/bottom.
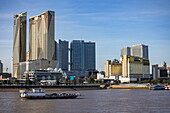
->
[[149, 85, 165, 90], [164, 85, 170, 90], [19, 88, 81, 99]]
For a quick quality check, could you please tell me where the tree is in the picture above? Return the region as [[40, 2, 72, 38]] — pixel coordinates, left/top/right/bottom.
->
[[76, 78, 84, 84], [14, 80, 19, 84], [56, 80, 60, 85], [100, 71, 105, 76], [87, 74, 97, 83], [2, 80, 8, 84], [166, 79, 170, 84], [151, 80, 156, 84], [155, 78, 163, 83], [25, 79, 32, 84], [162, 79, 167, 84]]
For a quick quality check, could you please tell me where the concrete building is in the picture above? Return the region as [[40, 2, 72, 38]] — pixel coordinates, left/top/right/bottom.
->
[[85, 42, 96, 71], [121, 55, 150, 82], [167, 67, 170, 77], [152, 64, 168, 80], [70, 40, 85, 71], [111, 60, 122, 76], [13, 12, 27, 78], [23, 69, 63, 82], [131, 44, 148, 59], [54, 41, 58, 61], [29, 11, 56, 70], [0, 60, 3, 73], [121, 47, 131, 57], [26, 51, 29, 61], [105, 60, 122, 78], [29, 11, 55, 63], [19, 59, 58, 79], [57, 39, 69, 71], [70, 40, 96, 72], [105, 60, 111, 78]]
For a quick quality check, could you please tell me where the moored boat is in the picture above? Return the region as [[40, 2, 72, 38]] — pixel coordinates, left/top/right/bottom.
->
[[149, 85, 165, 90], [164, 85, 170, 90], [19, 88, 81, 99]]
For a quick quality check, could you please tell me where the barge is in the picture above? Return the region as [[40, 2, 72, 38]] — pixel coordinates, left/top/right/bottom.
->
[[19, 88, 81, 99]]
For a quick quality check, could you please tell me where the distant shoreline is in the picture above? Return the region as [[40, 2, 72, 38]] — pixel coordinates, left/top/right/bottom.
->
[[0, 85, 101, 92]]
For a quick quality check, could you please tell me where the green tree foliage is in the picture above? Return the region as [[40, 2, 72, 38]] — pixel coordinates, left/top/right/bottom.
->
[[87, 74, 97, 83], [14, 80, 19, 84], [76, 78, 84, 84], [2, 80, 8, 84], [100, 71, 105, 76], [25, 79, 32, 84]]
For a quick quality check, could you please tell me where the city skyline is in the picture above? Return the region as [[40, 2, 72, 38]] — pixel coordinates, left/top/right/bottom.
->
[[0, 0, 170, 72]]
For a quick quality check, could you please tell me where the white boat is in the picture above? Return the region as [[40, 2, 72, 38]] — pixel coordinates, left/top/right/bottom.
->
[[19, 88, 81, 99], [165, 85, 170, 90]]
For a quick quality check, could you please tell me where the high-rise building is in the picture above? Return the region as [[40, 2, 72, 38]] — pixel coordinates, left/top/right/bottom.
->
[[57, 39, 69, 71], [54, 41, 58, 61], [0, 60, 3, 73], [70, 40, 96, 72], [85, 42, 96, 71], [29, 11, 56, 70], [29, 11, 55, 62], [131, 44, 148, 59], [121, 47, 131, 57], [70, 40, 85, 71], [13, 12, 27, 78]]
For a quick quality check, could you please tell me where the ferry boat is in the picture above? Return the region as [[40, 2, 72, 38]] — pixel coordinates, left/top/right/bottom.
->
[[149, 85, 165, 90], [19, 88, 81, 99]]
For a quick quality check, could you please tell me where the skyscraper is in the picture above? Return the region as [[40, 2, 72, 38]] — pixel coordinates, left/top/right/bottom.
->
[[70, 40, 85, 71], [70, 40, 96, 72], [29, 11, 55, 62], [85, 42, 95, 71], [131, 44, 148, 59], [13, 12, 27, 78], [0, 60, 3, 73], [57, 39, 69, 71]]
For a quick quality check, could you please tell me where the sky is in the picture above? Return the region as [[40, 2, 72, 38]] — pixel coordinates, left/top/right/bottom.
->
[[0, 0, 170, 73]]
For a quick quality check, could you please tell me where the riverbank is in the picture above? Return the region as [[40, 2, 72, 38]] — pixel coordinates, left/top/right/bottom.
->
[[107, 85, 148, 89], [0, 84, 149, 92], [0, 85, 101, 92], [0, 88, 80, 92]]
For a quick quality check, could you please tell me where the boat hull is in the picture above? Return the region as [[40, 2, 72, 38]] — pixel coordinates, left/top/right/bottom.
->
[[149, 86, 165, 90], [23, 95, 78, 99], [19, 88, 81, 99]]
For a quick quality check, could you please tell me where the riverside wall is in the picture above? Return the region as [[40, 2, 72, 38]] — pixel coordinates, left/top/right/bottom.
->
[[107, 85, 148, 89]]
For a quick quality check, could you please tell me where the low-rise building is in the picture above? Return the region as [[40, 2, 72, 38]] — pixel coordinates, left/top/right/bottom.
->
[[23, 68, 63, 82], [152, 64, 168, 80], [105, 59, 122, 79], [167, 67, 170, 77], [121, 55, 150, 82]]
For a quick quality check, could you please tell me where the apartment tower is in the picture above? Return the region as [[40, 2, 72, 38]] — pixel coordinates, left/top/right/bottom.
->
[[29, 11, 55, 62], [70, 40, 96, 72], [13, 12, 27, 78], [57, 39, 69, 71]]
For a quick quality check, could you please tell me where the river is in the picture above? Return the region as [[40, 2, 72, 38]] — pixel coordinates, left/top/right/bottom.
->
[[0, 89, 170, 113]]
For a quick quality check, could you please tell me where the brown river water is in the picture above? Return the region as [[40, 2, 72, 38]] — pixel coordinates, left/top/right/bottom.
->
[[0, 89, 170, 113]]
